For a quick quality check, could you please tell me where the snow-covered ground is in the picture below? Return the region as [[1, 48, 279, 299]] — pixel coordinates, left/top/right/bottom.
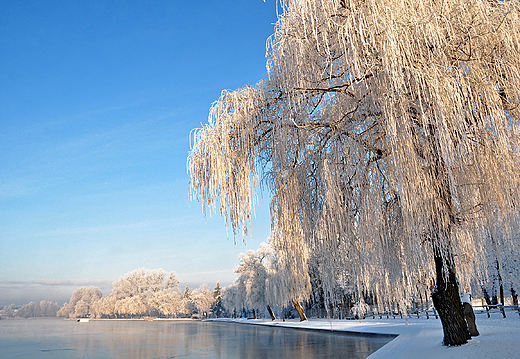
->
[[214, 310, 520, 358]]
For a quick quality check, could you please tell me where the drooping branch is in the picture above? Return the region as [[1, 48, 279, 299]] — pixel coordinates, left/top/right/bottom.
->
[[189, 0, 520, 346]]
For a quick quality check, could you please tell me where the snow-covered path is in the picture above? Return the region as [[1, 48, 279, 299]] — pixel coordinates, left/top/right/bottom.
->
[[212, 311, 520, 358]]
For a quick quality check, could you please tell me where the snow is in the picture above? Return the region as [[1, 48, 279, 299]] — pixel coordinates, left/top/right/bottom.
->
[[212, 310, 520, 358], [462, 293, 472, 304]]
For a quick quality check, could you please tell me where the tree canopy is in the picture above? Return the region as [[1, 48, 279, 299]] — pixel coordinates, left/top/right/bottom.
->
[[189, 0, 520, 346], [56, 268, 223, 319]]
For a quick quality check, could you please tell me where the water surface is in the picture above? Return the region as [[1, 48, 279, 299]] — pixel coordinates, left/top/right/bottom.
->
[[0, 319, 393, 358]]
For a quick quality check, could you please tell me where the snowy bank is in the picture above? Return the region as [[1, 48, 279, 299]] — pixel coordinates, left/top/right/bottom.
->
[[211, 310, 520, 359]]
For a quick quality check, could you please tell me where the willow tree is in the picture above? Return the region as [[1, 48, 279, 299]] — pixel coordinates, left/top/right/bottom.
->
[[189, 0, 520, 346]]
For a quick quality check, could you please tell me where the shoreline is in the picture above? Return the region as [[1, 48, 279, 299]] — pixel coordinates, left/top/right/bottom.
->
[[220, 318, 398, 339], [206, 312, 520, 359]]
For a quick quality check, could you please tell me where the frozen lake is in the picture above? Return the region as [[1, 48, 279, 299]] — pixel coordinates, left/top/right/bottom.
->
[[0, 318, 393, 358]]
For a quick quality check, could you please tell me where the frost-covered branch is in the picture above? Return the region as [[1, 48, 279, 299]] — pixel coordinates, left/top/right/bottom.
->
[[189, 0, 520, 346]]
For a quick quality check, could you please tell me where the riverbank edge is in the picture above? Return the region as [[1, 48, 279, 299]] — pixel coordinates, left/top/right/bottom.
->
[[219, 318, 398, 339], [205, 317, 402, 358], [204, 314, 520, 359]]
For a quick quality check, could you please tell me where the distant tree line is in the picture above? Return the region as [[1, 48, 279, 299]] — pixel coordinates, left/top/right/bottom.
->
[[0, 301, 60, 318], [221, 241, 520, 322], [57, 268, 224, 319]]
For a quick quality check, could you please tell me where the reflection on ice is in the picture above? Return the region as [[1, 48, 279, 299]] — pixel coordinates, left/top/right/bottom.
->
[[0, 319, 393, 358]]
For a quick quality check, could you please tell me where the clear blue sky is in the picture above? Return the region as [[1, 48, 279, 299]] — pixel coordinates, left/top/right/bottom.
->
[[0, 0, 277, 306]]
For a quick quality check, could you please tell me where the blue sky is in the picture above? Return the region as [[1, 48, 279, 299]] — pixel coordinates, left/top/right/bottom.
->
[[0, 0, 277, 305]]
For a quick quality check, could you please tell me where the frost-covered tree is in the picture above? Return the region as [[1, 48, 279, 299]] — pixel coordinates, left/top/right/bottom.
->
[[237, 242, 285, 320], [112, 269, 149, 318], [39, 300, 60, 317], [265, 243, 310, 321], [17, 302, 42, 318], [156, 289, 182, 318], [146, 271, 181, 318], [227, 241, 307, 320], [111, 268, 179, 318], [115, 296, 132, 319], [57, 287, 102, 318], [128, 295, 148, 319], [235, 242, 272, 319], [113, 269, 147, 299], [97, 293, 118, 318], [14, 301, 60, 318], [211, 282, 225, 317], [189, 0, 520, 346], [74, 300, 89, 318], [181, 284, 197, 316], [351, 298, 370, 323], [90, 297, 104, 318], [192, 285, 215, 318], [0, 304, 17, 318], [222, 282, 245, 317]]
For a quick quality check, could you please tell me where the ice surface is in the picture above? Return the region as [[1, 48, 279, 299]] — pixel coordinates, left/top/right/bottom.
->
[[0, 318, 391, 359]]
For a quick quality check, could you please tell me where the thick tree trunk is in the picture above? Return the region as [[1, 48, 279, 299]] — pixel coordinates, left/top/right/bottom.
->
[[431, 243, 471, 346], [252, 309, 257, 319], [426, 124, 470, 346], [292, 300, 307, 321], [266, 305, 276, 321]]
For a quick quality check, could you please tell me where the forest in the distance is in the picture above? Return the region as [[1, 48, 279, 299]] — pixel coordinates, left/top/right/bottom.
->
[[2, 239, 515, 322], [0, 268, 221, 320]]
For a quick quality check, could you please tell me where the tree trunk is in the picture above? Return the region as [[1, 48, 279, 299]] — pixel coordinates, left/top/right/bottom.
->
[[482, 287, 492, 305], [252, 309, 257, 319], [426, 124, 470, 346], [496, 260, 505, 306], [266, 305, 276, 321], [431, 242, 471, 346], [292, 300, 307, 321]]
